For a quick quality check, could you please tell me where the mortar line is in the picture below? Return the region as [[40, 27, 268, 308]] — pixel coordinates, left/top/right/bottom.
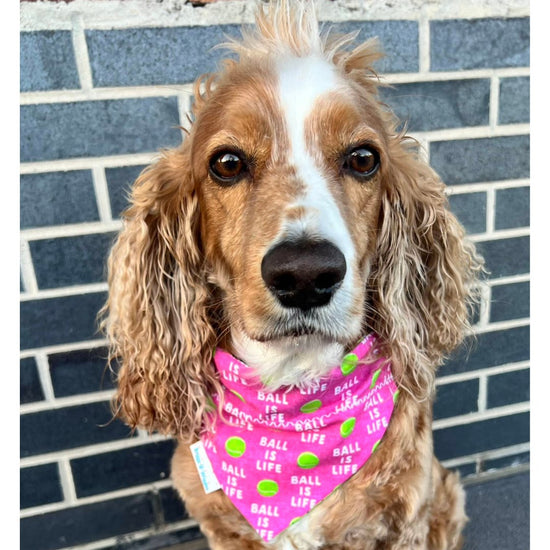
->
[[432, 401, 529, 430], [446, 179, 530, 195], [20, 389, 115, 415], [478, 282, 492, 328], [20, 84, 194, 105], [71, 13, 94, 91], [20, 338, 109, 359], [19, 478, 178, 518], [33, 351, 56, 402], [489, 74, 500, 129], [20, 433, 175, 468], [441, 442, 530, 468], [19, 238, 38, 294], [412, 122, 530, 142], [91, 166, 114, 222], [58, 457, 78, 504], [21, 220, 122, 242], [20, 152, 159, 175], [469, 226, 529, 242], [478, 373, 488, 412], [20, 281, 109, 302], [19, 68, 530, 105], [437, 361, 530, 385], [418, 9, 431, 73]]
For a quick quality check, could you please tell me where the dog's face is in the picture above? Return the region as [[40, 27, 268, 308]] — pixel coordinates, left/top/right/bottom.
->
[[105, 2, 480, 436], [190, 54, 391, 383]]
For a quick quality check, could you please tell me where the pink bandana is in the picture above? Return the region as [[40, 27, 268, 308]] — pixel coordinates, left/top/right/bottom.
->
[[199, 334, 398, 542]]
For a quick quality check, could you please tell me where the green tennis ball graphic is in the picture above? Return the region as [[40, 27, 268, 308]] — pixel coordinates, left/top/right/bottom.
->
[[340, 417, 356, 438], [393, 389, 400, 403], [297, 451, 320, 469], [341, 353, 358, 375], [257, 479, 279, 497], [289, 517, 302, 526], [372, 439, 381, 454], [230, 389, 245, 403], [225, 436, 246, 458], [369, 368, 382, 389], [300, 399, 322, 414]]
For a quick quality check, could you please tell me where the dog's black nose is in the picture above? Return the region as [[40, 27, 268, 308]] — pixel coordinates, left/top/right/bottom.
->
[[261, 240, 347, 310]]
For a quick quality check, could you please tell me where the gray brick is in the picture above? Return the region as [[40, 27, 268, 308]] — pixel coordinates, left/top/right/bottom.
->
[[20, 463, 63, 509], [71, 440, 174, 498], [20, 292, 107, 350], [382, 79, 490, 132], [20, 492, 153, 550], [448, 192, 487, 235], [487, 368, 529, 409], [20, 357, 44, 404], [329, 20, 418, 73], [20, 98, 181, 162], [477, 236, 529, 279], [30, 232, 116, 289], [160, 487, 189, 524], [434, 379, 479, 420], [443, 325, 529, 376], [86, 25, 241, 87], [49, 347, 115, 398], [499, 76, 530, 125], [20, 170, 99, 229], [430, 18, 529, 71], [105, 165, 146, 218], [494, 186, 530, 230], [490, 281, 530, 323], [433, 411, 529, 461], [20, 401, 133, 457], [430, 135, 530, 185], [20, 31, 80, 92]]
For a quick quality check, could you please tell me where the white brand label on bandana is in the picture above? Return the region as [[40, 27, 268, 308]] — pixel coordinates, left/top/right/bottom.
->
[[190, 440, 222, 494]]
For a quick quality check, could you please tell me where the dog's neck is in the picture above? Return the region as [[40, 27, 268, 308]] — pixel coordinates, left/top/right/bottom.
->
[[231, 329, 347, 391]]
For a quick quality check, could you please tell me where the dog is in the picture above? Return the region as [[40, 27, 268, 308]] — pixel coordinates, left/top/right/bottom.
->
[[103, 1, 483, 548]]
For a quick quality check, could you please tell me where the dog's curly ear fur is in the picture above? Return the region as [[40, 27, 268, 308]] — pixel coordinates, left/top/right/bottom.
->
[[101, 145, 219, 441], [368, 138, 483, 399]]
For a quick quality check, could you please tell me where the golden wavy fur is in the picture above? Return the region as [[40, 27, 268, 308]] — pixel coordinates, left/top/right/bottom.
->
[[102, 1, 483, 548]]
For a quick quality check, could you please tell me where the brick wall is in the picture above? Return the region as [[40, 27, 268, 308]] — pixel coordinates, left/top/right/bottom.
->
[[19, 1, 530, 548]]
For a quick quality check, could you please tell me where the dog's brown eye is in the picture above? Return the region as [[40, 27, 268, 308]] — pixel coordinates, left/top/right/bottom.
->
[[344, 146, 380, 179], [209, 151, 246, 184]]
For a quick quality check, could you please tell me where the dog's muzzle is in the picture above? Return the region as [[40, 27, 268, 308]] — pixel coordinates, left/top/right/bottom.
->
[[261, 239, 346, 310]]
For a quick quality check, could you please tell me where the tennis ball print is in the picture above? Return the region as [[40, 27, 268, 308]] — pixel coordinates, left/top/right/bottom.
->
[[340, 417, 356, 438], [372, 440, 381, 453], [297, 452, 320, 469], [225, 436, 246, 458], [393, 389, 400, 403], [369, 368, 382, 389], [230, 389, 245, 403], [257, 479, 279, 497], [300, 399, 322, 414], [341, 353, 358, 375]]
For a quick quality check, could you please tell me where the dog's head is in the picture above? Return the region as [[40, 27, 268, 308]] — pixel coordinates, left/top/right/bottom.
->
[[103, 0, 482, 440]]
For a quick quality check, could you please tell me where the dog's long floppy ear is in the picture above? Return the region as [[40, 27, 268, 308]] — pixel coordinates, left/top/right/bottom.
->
[[102, 145, 219, 442], [368, 139, 483, 400]]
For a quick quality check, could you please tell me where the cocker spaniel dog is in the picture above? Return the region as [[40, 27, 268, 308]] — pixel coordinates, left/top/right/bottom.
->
[[103, 1, 483, 548]]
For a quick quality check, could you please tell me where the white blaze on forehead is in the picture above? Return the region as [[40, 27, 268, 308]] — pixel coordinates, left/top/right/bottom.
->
[[275, 54, 356, 267]]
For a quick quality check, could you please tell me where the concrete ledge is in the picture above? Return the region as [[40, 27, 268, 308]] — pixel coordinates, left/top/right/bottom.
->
[[21, 0, 530, 31]]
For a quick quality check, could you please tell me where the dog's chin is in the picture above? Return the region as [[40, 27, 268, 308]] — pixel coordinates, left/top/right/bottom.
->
[[231, 322, 360, 390]]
